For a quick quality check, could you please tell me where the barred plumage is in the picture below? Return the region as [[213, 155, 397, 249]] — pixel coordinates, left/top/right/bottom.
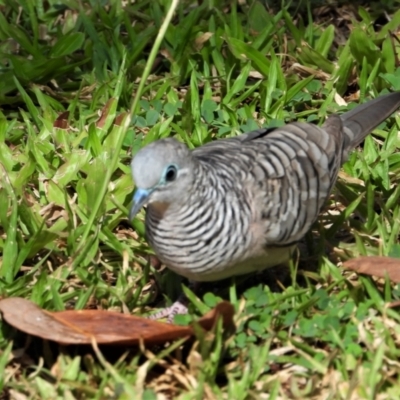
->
[[130, 92, 400, 286]]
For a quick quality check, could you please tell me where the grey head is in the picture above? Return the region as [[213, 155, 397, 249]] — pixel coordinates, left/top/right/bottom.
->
[[130, 138, 194, 220]]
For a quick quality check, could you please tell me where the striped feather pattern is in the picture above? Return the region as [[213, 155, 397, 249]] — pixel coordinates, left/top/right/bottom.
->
[[132, 92, 400, 282]]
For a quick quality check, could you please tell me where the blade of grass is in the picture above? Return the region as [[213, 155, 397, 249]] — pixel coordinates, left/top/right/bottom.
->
[[76, 0, 181, 257]]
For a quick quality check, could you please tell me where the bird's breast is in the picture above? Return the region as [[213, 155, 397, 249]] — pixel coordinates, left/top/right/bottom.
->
[[144, 201, 293, 282]]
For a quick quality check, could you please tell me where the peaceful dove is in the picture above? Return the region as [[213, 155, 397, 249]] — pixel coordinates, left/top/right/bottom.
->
[[130, 91, 400, 320]]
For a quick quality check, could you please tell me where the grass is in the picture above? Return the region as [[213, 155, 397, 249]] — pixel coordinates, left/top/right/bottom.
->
[[1, 0, 400, 398]]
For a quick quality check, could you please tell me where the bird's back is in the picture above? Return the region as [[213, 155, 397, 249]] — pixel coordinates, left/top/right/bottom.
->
[[193, 118, 343, 247]]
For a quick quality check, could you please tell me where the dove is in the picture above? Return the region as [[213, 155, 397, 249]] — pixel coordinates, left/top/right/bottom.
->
[[130, 91, 400, 319]]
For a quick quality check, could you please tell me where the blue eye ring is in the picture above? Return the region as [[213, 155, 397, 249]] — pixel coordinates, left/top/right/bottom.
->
[[165, 165, 178, 182]]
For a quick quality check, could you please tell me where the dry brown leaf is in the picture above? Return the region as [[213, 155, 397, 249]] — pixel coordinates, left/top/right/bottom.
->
[[291, 62, 330, 80], [387, 300, 400, 309], [0, 297, 234, 346], [96, 98, 115, 128], [114, 112, 128, 126], [53, 111, 70, 129], [194, 32, 213, 50], [343, 256, 400, 283]]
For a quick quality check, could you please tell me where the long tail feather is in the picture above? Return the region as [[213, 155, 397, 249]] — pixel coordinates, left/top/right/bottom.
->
[[340, 91, 400, 149]]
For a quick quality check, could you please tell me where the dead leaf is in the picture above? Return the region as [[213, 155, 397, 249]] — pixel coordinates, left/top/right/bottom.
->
[[343, 256, 400, 283], [53, 111, 70, 129], [291, 63, 330, 80], [114, 112, 128, 126], [194, 32, 213, 50], [0, 297, 234, 346], [334, 92, 347, 107], [96, 98, 116, 128], [387, 300, 400, 309], [39, 202, 68, 225], [248, 70, 264, 80]]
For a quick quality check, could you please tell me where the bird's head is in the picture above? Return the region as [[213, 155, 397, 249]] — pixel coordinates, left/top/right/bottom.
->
[[129, 138, 194, 220]]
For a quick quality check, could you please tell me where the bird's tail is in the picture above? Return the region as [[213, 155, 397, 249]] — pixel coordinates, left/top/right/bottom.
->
[[340, 91, 400, 149]]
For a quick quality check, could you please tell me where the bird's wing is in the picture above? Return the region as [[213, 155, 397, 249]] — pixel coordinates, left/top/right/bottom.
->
[[192, 92, 400, 246]]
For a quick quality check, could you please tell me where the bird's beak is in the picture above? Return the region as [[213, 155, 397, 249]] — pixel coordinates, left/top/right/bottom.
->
[[130, 188, 151, 221]]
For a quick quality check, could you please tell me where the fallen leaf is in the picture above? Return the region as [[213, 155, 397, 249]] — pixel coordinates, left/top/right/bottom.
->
[[291, 63, 330, 80], [387, 300, 400, 309], [0, 297, 234, 346], [53, 111, 70, 129], [96, 98, 116, 128], [194, 32, 213, 50], [334, 92, 347, 106], [343, 256, 400, 283]]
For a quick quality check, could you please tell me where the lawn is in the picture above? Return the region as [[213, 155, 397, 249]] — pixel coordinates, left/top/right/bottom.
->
[[1, 0, 400, 398]]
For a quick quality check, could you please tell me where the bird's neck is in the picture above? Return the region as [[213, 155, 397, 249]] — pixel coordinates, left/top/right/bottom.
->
[[147, 201, 173, 219], [148, 193, 193, 218]]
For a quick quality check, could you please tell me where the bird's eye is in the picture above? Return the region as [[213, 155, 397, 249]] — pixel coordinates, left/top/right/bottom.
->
[[165, 165, 178, 182]]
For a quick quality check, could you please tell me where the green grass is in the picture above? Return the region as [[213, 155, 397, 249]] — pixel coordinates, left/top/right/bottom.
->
[[1, 0, 400, 398]]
